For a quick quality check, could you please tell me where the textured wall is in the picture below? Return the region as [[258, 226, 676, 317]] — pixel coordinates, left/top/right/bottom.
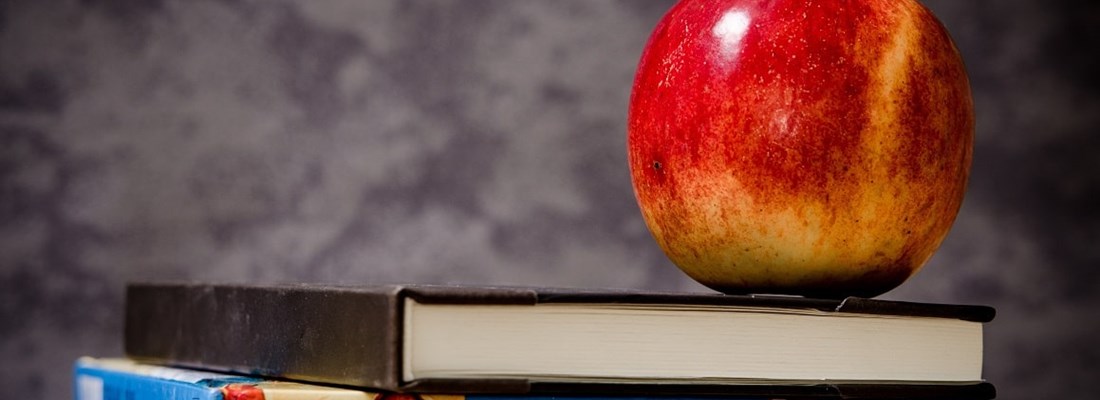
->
[[1, 1, 1097, 399]]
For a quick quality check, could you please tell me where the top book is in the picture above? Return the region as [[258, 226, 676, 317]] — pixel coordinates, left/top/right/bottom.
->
[[124, 283, 995, 398]]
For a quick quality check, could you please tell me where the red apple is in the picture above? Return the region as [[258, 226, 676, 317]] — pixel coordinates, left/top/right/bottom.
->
[[628, 0, 973, 298]]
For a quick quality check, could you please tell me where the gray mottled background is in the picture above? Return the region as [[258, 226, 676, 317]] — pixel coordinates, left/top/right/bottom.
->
[[1, 0, 1098, 399]]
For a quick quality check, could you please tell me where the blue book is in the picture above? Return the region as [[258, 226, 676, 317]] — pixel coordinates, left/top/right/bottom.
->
[[75, 357, 991, 400], [73, 358, 767, 400], [74, 357, 372, 400]]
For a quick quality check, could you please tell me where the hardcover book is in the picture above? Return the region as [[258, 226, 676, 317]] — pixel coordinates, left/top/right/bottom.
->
[[74, 357, 371, 400], [124, 283, 996, 399], [73, 357, 976, 400]]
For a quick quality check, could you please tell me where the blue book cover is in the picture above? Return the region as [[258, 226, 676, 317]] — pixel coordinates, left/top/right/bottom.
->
[[74, 357, 372, 400], [75, 359, 760, 400], [74, 357, 988, 400]]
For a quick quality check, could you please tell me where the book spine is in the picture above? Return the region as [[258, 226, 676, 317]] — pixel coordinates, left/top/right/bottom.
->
[[74, 364, 222, 400], [125, 284, 405, 390]]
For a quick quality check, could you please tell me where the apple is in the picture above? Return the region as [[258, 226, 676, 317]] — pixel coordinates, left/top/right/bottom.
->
[[627, 0, 973, 298]]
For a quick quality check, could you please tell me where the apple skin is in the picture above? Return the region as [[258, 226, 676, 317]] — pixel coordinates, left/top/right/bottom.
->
[[628, 0, 973, 298]]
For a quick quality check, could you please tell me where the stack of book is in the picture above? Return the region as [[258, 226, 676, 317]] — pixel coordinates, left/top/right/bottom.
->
[[76, 283, 997, 399]]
